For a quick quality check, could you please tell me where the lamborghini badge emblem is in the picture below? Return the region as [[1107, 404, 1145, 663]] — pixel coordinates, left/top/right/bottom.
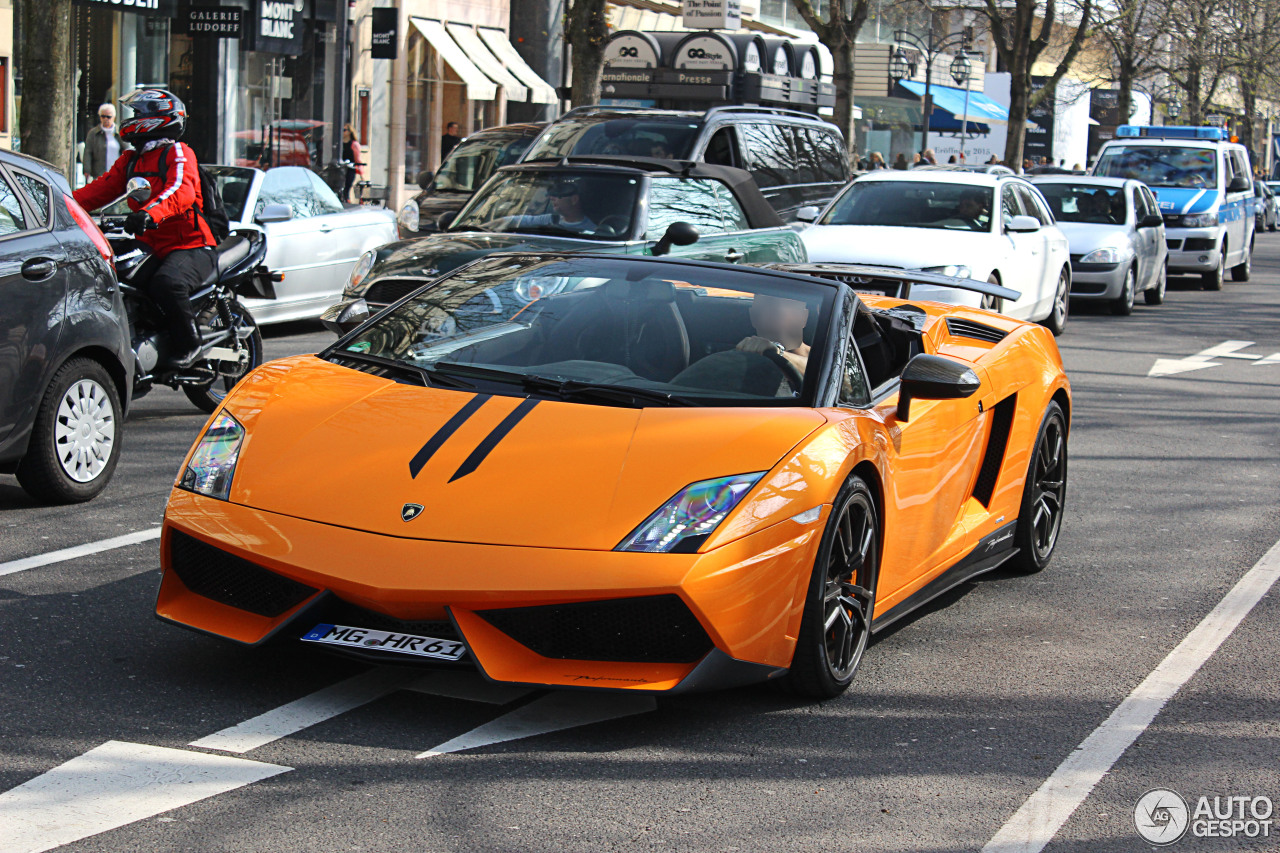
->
[[401, 503, 424, 522]]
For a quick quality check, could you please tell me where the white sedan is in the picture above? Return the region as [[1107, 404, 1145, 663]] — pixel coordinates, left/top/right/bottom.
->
[[207, 166, 397, 324], [798, 171, 1072, 334]]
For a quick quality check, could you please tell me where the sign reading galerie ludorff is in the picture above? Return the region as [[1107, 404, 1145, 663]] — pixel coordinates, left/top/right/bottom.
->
[[186, 7, 244, 38], [681, 0, 741, 30]]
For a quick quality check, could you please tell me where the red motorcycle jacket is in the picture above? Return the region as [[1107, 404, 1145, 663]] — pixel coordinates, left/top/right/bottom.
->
[[74, 141, 215, 256]]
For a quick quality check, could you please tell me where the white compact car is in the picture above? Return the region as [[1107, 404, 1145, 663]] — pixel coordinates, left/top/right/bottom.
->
[[798, 171, 1072, 334], [207, 166, 398, 324]]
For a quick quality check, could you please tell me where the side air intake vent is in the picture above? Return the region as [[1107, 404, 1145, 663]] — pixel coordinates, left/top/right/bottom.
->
[[946, 317, 1008, 344], [168, 531, 318, 617], [972, 395, 1017, 506]]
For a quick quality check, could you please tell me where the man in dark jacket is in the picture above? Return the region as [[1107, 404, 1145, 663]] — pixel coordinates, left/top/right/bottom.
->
[[83, 103, 131, 180], [75, 89, 216, 371]]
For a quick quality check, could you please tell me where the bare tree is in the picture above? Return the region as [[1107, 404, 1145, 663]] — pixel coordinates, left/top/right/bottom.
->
[[1090, 0, 1164, 123], [976, 0, 1095, 170], [1156, 0, 1232, 126], [15, 0, 74, 175], [790, 0, 877, 156], [565, 0, 609, 107], [1221, 0, 1280, 164]]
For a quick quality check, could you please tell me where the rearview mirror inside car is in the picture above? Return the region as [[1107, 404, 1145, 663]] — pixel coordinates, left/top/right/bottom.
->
[[651, 221, 700, 256], [896, 354, 981, 422], [257, 203, 293, 224], [1006, 215, 1041, 233], [320, 299, 372, 337]]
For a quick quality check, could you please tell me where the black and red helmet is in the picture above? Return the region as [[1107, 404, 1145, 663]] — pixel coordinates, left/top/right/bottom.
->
[[118, 88, 187, 144]]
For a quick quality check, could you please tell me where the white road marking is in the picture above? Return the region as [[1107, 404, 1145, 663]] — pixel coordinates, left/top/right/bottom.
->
[[1147, 340, 1257, 377], [417, 692, 657, 758], [0, 528, 161, 578], [1254, 352, 1280, 366], [0, 740, 288, 853], [983, 534, 1280, 853], [190, 667, 420, 754]]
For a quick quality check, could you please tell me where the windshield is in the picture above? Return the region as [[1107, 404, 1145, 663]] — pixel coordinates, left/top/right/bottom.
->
[[524, 118, 702, 161], [433, 133, 534, 194], [329, 255, 836, 408], [451, 171, 641, 240], [1094, 146, 1217, 189], [1037, 183, 1126, 224], [821, 180, 994, 233]]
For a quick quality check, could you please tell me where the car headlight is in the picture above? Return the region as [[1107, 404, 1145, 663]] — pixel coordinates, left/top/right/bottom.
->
[[922, 264, 973, 279], [398, 200, 420, 233], [345, 250, 376, 295], [1079, 247, 1128, 264], [178, 413, 244, 501], [1179, 212, 1218, 228], [616, 472, 764, 553]]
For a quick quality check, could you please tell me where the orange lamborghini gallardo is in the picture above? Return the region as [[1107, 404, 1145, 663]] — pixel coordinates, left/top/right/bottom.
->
[[157, 253, 1070, 698]]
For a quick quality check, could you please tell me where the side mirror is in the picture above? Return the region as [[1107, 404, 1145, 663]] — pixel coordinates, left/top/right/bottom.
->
[[320, 299, 372, 337], [896, 354, 981, 422], [1006, 214, 1041, 233], [651, 221, 700, 256], [1139, 213, 1164, 228], [416, 170, 435, 190], [1228, 175, 1251, 193], [126, 177, 151, 202], [437, 210, 458, 231], [794, 205, 821, 223], [257, 203, 293, 224]]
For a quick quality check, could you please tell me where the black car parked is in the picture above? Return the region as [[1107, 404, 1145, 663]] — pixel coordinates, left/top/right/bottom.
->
[[0, 149, 132, 503], [520, 105, 851, 221]]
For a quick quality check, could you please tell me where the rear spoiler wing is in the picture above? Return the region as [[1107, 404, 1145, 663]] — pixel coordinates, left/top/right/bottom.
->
[[753, 263, 1022, 303]]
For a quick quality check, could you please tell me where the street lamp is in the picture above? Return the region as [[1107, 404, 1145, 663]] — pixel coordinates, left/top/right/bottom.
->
[[888, 48, 914, 84], [1168, 99, 1182, 120], [950, 53, 973, 162], [893, 23, 974, 154]]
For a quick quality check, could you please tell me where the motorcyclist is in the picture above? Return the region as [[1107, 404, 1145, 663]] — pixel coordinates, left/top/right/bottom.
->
[[74, 88, 216, 371]]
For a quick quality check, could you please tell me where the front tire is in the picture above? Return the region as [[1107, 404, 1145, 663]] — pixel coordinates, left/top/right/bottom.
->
[[1040, 267, 1069, 336], [1111, 266, 1135, 316], [1202, 246, 1224, 290], [183, 298, 264, 414], [1144, 260, 1167, 305], [16, 358, 123, 504], [1232, 240, 1253, 282], [980, 274, 1003, 313], [1006, 402, 1068, 575], [785, 475, 879, 699]]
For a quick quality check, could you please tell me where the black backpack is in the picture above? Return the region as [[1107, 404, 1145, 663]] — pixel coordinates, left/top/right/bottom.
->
[[125, 144, 231, 243]]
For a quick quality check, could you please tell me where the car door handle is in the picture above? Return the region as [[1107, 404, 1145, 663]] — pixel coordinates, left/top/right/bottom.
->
[[318, 222, 333, 232], [21, 258, 57, 281], [724, 249, 746, 263]]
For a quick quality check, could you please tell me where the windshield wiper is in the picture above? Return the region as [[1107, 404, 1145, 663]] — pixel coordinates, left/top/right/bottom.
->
[[429, 363, 694, 407], [333, 350, 476, 390]]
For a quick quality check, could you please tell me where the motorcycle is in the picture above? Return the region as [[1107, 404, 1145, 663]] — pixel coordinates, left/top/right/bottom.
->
[[95, 178, 277, 414]]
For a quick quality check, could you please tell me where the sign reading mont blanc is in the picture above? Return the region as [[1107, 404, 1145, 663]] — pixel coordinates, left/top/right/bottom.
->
[[682, 0, 741, 30], [255, 0, 305, 54], [370, 8, 398, 59]]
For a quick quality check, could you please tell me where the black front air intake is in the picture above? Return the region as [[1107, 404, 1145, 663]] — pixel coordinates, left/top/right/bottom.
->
[[168, 530, 317, 617], [477, 595, 713, 663], [945, 317, 1007, 345]]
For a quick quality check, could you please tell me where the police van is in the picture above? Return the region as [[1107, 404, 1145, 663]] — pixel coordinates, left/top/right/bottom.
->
[[1092, 126, 1254, 289]]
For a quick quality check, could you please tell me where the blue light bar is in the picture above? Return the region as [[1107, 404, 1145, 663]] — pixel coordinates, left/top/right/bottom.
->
[[1116, 125, 1227, 140]]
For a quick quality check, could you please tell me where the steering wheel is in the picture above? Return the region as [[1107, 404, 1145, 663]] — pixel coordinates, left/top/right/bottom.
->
[[595, 214, 631, 238], [761, 348, 805, 392]]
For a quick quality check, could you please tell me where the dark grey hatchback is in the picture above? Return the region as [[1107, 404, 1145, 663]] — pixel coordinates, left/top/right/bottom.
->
[[0, 149, 132, 503]]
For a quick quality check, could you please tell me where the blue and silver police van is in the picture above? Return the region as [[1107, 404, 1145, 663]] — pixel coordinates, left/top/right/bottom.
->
[[1092, 126, 1254, 289]]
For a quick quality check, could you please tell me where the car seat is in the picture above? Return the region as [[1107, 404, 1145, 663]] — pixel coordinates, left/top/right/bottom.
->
[[538, 281, 690, 380]]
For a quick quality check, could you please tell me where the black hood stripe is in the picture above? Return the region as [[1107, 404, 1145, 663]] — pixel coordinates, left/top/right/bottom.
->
[[409, 394, 490, 479], [449, 398, 541, 483]]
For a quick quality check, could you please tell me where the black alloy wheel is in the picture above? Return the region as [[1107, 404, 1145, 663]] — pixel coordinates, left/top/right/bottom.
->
[[1007, 401, 1068, 574], [786, 475, 880, 698]]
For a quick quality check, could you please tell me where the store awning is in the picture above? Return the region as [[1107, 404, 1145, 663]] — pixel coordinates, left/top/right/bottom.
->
[[477, 28, 559, 104], [446, 23, 529, 102], [899, 81, 1010, 126], [410, 18, 496, 102]]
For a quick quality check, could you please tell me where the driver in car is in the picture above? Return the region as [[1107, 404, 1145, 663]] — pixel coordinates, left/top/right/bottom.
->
[[502, 179, 597, 233], [736, 294, 811, 375], [939, 191, 990, 230]]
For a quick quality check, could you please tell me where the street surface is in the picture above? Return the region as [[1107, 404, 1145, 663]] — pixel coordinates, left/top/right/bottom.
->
[[3, 242, 1280, 853]]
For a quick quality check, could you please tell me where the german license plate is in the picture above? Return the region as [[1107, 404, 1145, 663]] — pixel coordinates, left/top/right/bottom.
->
[[301, 623, 466, 661]]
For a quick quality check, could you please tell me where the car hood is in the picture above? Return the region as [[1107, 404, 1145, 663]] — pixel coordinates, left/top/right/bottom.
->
[[801, 224, 995, 269], [1055, 221, 1134, 254], [220, 356, 826, 550], [369, 231, 621, 281]]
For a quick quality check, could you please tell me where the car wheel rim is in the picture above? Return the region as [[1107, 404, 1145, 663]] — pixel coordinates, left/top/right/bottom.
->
[[1158, 265, 1167, 297], [1030, 418, 1066, 559], [53, 379, 116, 483], [823, 494, 875, 681], [1054, 272, 1069, 325], [1123, 270, 1134, 307]]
